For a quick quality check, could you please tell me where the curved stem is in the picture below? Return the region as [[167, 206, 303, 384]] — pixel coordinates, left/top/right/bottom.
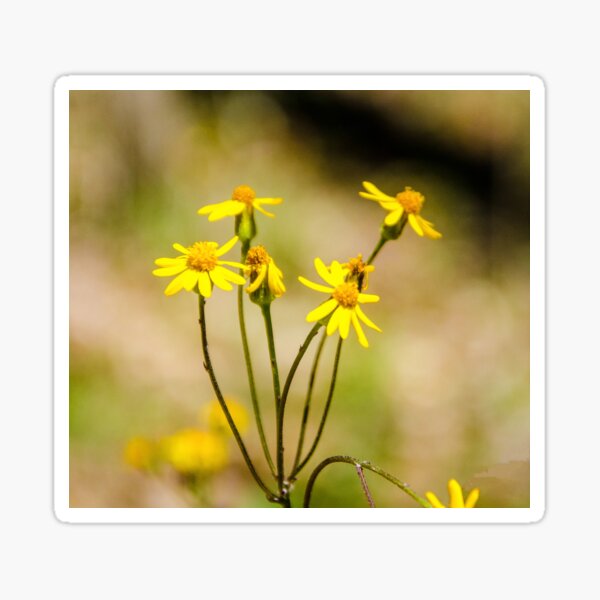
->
[[367, 236, 387, 265], [238, 244, 276, 479], [276, 322, 323, 498], [292, 337, 343, 478], [261, 304, 281, 408], [197, 294, 279, 503], [290, 329, 327, 476], [355, 464, 376, 508], [303, 455, 431, 508]]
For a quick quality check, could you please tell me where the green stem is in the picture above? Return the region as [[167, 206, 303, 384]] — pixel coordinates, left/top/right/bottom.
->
[[197, 294, 279, 504], [261, 304, 281, 409], [291, 337, 343, 478], [290, 329, 327, 476], [237, 243, 276, 479], [303, 455, 431, 508], [366, 237, 387, 265], [276, 322, 323, 501]]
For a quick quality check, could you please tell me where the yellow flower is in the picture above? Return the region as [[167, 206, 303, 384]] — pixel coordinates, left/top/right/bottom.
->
[[425, 478, 480, 508], [359, 181, 442, 239], [245, 245, 286, 299], [200, 398, 249, 436], [153, 236, 245, 297], [197, 184, 283, 221], [123, 436, 155, 471], [298, 258, 382, 348], [161, 429, 229, 474], [341, 254, 375, 291]]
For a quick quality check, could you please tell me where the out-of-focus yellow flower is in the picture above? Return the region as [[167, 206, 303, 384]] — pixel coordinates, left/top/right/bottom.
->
[[123, 436, 155, 471], [359, 181, 442, 240], [197, 185, 283, 221], [201, 398, 249, 436], [425, 478, 480, 508], [245, 245, 286, 302], [161, 429, 229, 474], [153, 236, 245, 297], [299, 258, 382, 348], [341, 254, 375, 291]]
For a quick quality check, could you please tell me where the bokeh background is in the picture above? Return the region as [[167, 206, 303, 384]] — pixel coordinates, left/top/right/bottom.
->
[[69, 89, 530, 508]]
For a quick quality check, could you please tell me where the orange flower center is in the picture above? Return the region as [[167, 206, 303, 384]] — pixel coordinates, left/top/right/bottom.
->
[[333, 282, 359, 309], [232, 185, 256, 205], [396, 187, 425, 214], [245, 245, 270, 269], [186, 242, 218, 272]]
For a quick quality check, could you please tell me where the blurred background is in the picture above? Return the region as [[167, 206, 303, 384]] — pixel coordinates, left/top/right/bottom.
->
[[69, 89, 530, 508]]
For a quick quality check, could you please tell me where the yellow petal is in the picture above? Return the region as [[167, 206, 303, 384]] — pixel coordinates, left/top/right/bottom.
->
[[357, 293, 380, 304], [329, 260, 345, 283], [361, 181, 396, 202], [408, 213, 424, 236], [209, 268, 233, 291], [384, 208, 403, 226], [216, 267, 246, 285], [314, 257, 339, 287], [217, 260, 246, 269], [306, 298, 337, 322], [425, 492, 445, 508], [359, 191, 387, 202], [164, 270, 190, 296], [172, 243, 189, 255], [152, 263, 188, 277], [255, 197, 283, 205], [298, 276, 334, 294], [181, 269, 199, 291], [448, 479, 465, 508], [267, 263, 285, 296], [338, 309, 352, 339], [418, 216, 442, 240], [355, 305, 382, 332], [197, 203, 222, 215], [198, 272, 213, 297], [154, 257, 187, 267], [207, 201, 245, 221], [215, 236, 239, 257], [253, 204, 276, 217], [465, 488, 479, 508], [246, 265, 267, 293], [326, 306, 342, 335], [351, 311, 369, 348]]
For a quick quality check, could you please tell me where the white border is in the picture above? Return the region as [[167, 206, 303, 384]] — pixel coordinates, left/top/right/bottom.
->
[[54, 75, 545, 524]]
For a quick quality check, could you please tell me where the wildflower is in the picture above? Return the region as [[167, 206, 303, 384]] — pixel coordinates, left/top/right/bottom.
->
[[425, 478, 480, 508], [201, 398, 249, 436], [359, 181, 442, 239], [298, 258, 381, 348], [123, 436, 155, 471], [161, 429, 229, 474], [341, 254, 375, 291], [152, 236, 245, 297], [198, 184, 283, 221], [244, 245, 286, 304]]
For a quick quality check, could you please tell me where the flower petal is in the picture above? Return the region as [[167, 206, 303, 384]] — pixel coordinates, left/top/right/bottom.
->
[[164, 270, 190, 296], [408, 213, 424, 236], [338, 309, 352, 339], [361, 181, 396, 202], [306, 298, 337, 322], [355, 305, 382, 332], [172, 243, 189, 255], [418, 216, 442, 240], [217, 260, 246, 269], [384, 208, 403, 226], [448, 479, 465, 508], [198, 272, 213, 298], [326, 306, 342, 335], [253, 204, 276, 217], [216, 267, 246, 285], [425, 492, 445, 508], [207, 201, 245, 221], [181, 269, 199, 291], [465, 488, 479, 508], [351, 311, 369, 348], [298, 276, 334, 294], [255, 197, 283, 205], [154, 257, 187, 267], [197, 202, 223, 215], [329, 260, 345, 283], [267, 263, 285, 296], [152, 263, 188, 277], [314, 257, 339, 287], [215, 236, 239, 257], [209, 268, 233, 291], [357, 293, 380, 304], [246, 265, 267, 293]]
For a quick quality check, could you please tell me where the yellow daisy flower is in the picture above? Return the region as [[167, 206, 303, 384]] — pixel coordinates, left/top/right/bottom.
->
[[298, 258, 382, 348], [200, 398, 250, 436], [152, 236, 245, 297], [245, 245, 286, 299], [425, 478, 480, 508], [161, 429, 229, 474], [197, 184, 283, 221], [359, 181, 442, 239], [341, 253, 375, 291]]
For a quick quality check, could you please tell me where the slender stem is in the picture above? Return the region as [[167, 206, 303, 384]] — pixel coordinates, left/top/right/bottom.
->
[[366, 237, 387, 265], [355, 464, 376, 508], [197, 294, 279, 503], [237, 244, 276, 478], [303, 455, 431, 508], [276, 322, 323, 498], [290, 329, 327, 476], [292, 337, 343, 478], [261, 304, 281, 408]]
